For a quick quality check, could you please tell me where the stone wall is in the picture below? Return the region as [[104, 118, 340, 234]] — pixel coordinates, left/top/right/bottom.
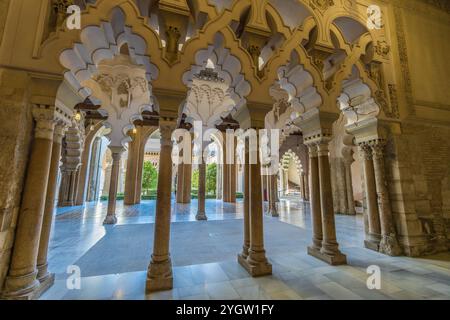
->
[[0, 0, 10, 46], [387, 123, 450, 256], [0, 69, 33, 291]]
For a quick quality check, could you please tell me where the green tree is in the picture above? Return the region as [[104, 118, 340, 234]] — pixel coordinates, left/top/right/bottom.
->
[[191, 168, 199, 190], [142, 161, 158, 195], [206, 163, 217, 196]]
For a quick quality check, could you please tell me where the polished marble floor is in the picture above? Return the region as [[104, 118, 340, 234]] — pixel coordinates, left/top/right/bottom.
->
[[40, 198, 450, 300]]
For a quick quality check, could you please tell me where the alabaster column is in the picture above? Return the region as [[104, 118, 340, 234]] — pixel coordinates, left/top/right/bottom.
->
[[103, 147, 124, 225], [58, 169, 78, 207], [372, 142, 402, 256], [176, 162, 185, 203], [268, 174, 278, 217], [196, 163, 207, 220], [238, 146, 250, 261], [239, 142, 272, 276], [360, 144, 381, 250], [182, 163, 192, 203], [124, 132, 139, 205], [316, 143, 346, 265], [344, 158, 356, 215], [36, 124, 66, 290], [147, 122, 175, 292], [86, 137, 102, 202], [2, 107, 56, 300], [307, 145, 323, 253]]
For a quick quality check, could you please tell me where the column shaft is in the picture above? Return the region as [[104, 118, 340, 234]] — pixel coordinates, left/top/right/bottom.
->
[[361, 145, 381, 250], [316, 143, 346, 265], [239, 141, 272, 277], [2, 108, 56, 300], [344, 159, 356, 215], [104, 149, 122, 224], [372, 143, 401, 256], [196, 163, 207, 220], [239, 145, 250, 260], [307, 145, 322, 252], [36, 125, 65, 292], [147, 122, 175, 292]]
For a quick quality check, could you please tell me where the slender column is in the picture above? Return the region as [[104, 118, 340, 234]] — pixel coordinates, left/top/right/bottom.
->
[[307, 145, 323, 253], [135, 141, 146, 204], [268, 174, 278, 217], [182, 163, 192, 203], [222, 137, 230, 202], [86, 137, 102, 202], [2, 107, 57, 300], [216, 163, 223, 200], [124, 131, 139, 205], [147, 121, 176, 292], [196, 162, 207, 220], [360, 144, 381, 250], [103, 147, 124, 225], [239, 135, 272, 277], [36, 123, 66, 291], [316, 143, 346, 265], [176, 162, 185, 203], [284, 170, 289, 195], [344, 157, 356, 215], [229, 161, 237, 203], [372, 142, 402, 256], [238, 142, 250, 261]]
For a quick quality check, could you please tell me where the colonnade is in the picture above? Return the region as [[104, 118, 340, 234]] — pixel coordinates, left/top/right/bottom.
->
[[1, 105, 71, 300], [359, 140, 401, 256]]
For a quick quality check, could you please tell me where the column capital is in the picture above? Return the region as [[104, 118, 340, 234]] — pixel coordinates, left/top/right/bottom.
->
[[358, 143, 373, 161], [159, 119, 177, 147], [53, 122, 68, 144], [316, 142, 330, 157], [32, 105, 58, 140], [308, 145, 319, 158], [109, 146, 125, 158]]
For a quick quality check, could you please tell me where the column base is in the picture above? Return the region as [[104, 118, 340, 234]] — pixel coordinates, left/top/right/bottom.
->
[[364, 239, 380, 252], [146, 258, 173, 293], [268, 207, 279, 218], [103, 215, 117, 225], [35, 273, 55, 298], [308, 246, 347, 266], [1, 273, 40, 300], [196, 212, 208, 221], [379, 234, 402, 256], [238, 254, 272, 277]]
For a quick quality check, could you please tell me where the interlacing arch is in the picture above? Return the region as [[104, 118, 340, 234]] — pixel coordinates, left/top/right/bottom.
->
[[280, 149, 304, 176], [39, 0, 392, 117]]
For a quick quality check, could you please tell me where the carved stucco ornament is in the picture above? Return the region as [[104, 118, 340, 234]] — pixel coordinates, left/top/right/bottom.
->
[[310, 0, 335, 13]]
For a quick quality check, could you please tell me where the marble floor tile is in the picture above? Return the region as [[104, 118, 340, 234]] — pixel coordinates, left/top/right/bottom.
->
[[38, 199, 450, 300]]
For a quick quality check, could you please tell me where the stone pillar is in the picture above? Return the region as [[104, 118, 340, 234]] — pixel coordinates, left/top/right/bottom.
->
[[196, 163, 207, 220], [124, 130, 140, 205], [268, 174, 278, 217], [239, 135, 272, 277], [2, 106, 57, 300], [307, 145, 323, 253], [103, 147, 124, 225], [216, 163, 223, 200], [147, 120, 176, 292], [360, 144, 381, 250], [176, 162, 185, 203], [135, 142, 146, 204], [238, 143, 250, 261], [36, 123, 66, 291], [58, 169, 78, 207], [86, 137, 102, 202], [283, 170, 289, 195], [182, 163, 192, 203], [372, 142, 402, 256], [343, 156, 356, 215], [313, 143, 346, 265]]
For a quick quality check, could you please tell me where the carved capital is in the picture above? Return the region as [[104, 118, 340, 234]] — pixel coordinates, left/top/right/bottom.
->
[[32, 105, 58, 140], [160, 120, 177, 147]]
